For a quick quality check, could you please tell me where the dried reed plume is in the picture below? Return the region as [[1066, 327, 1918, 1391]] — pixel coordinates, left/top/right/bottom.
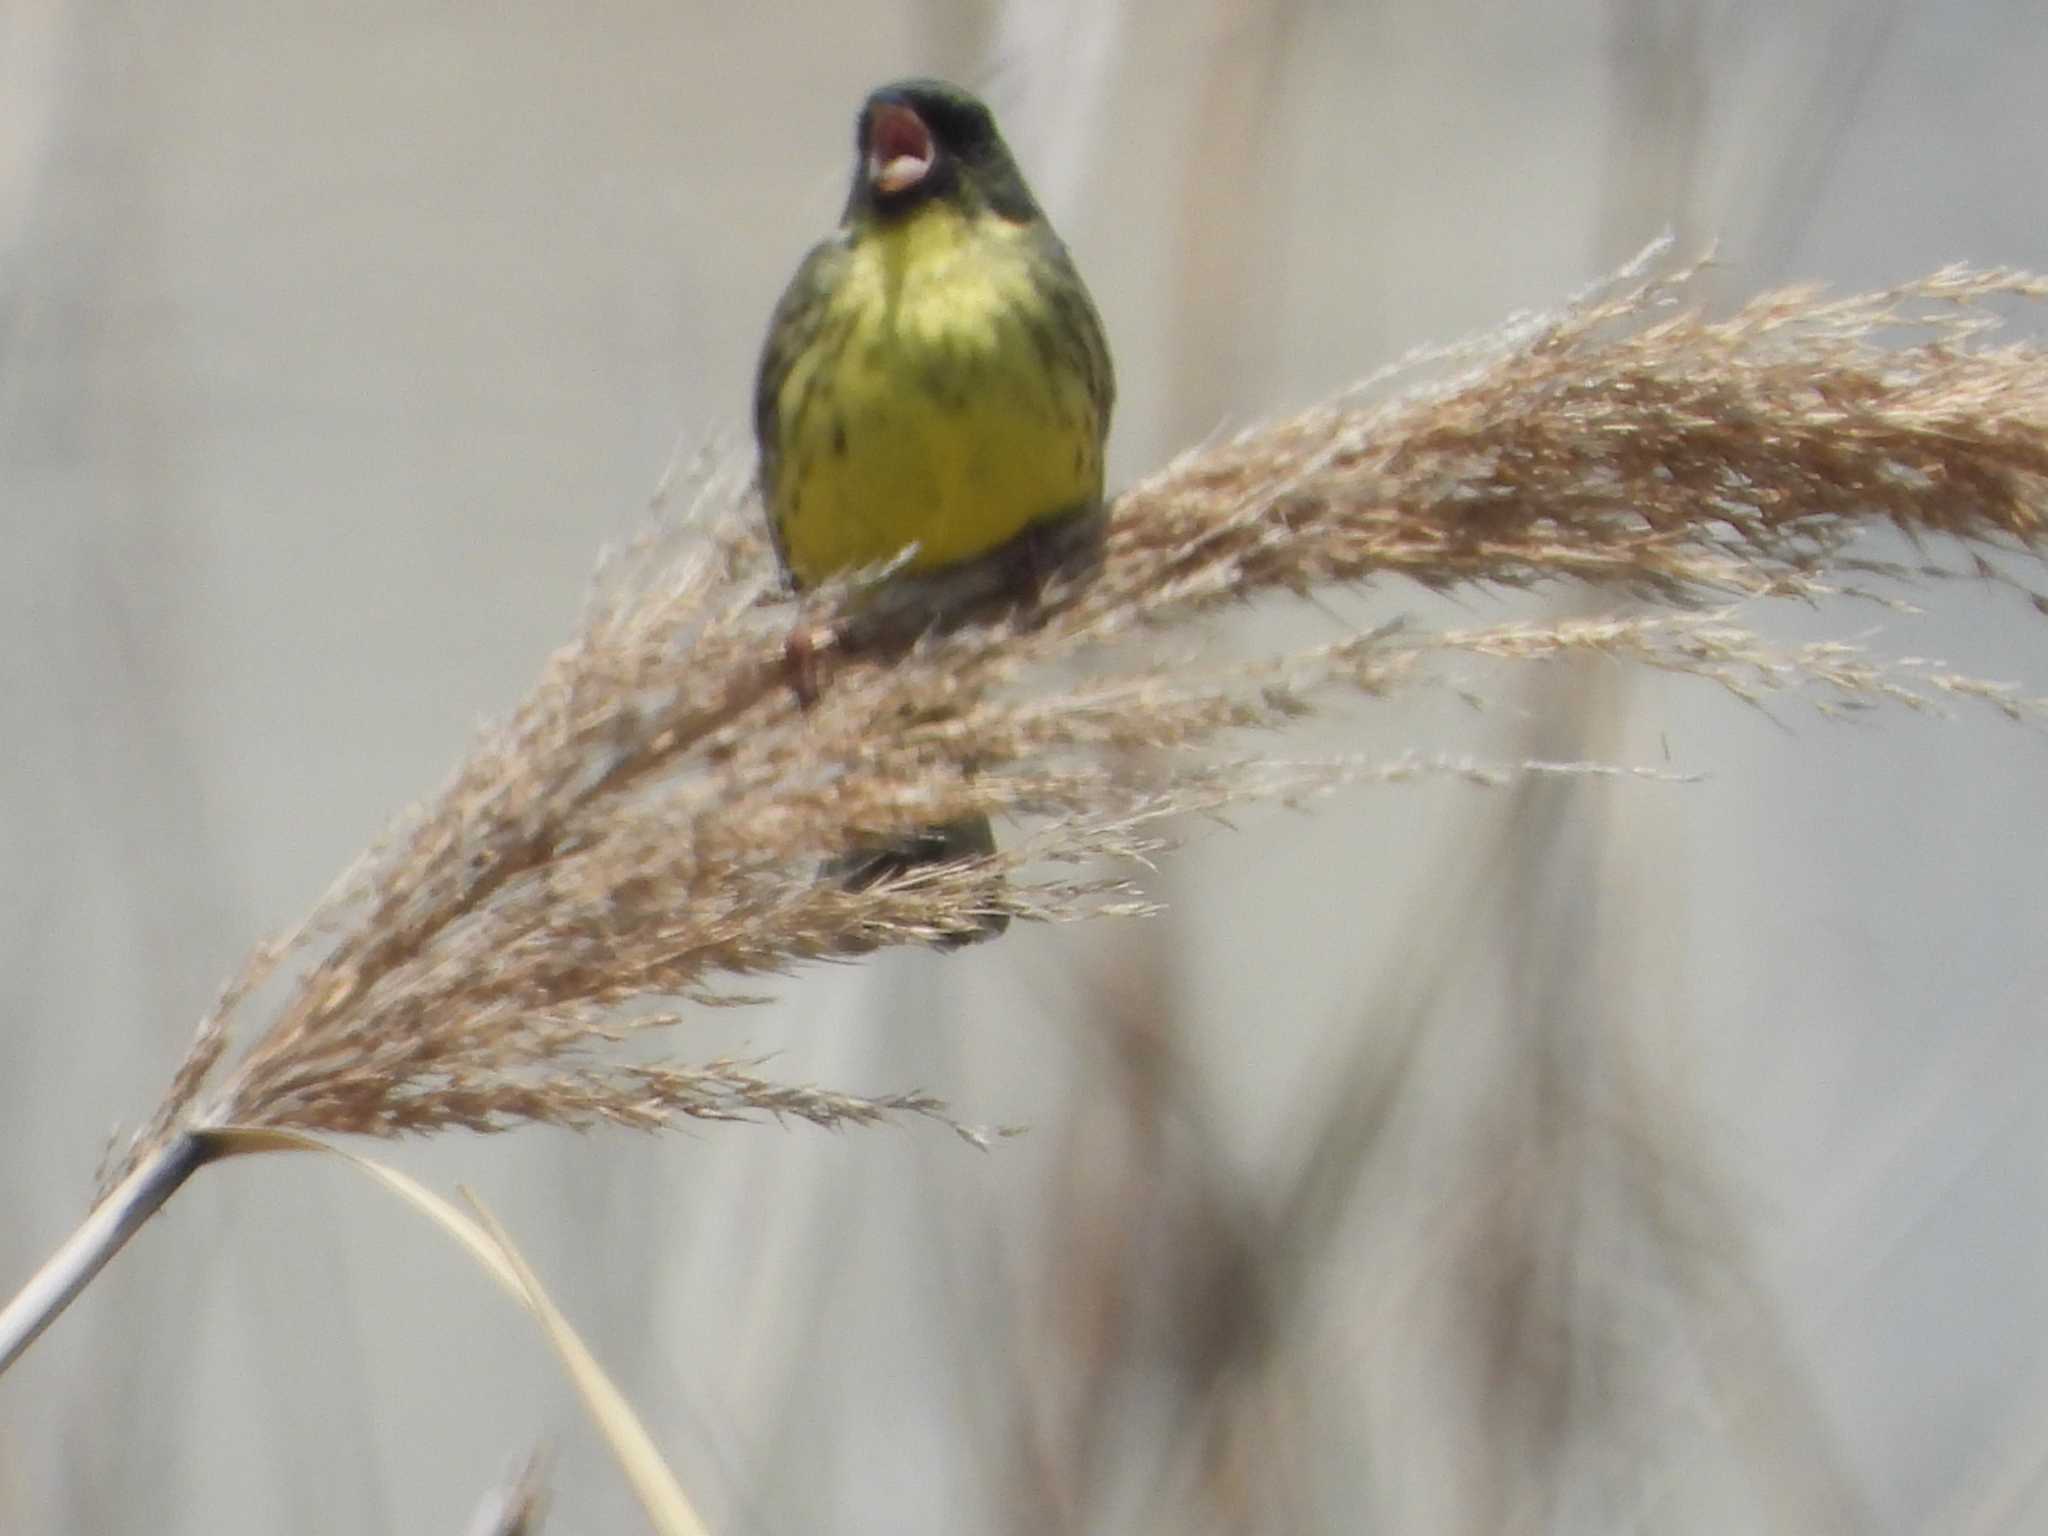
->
[[108, 252, 2048, 1157], [6, 251, 2048, 1373]]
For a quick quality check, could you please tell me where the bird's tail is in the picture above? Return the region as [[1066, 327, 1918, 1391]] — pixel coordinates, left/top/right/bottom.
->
[[822, 815, 1010, 947]]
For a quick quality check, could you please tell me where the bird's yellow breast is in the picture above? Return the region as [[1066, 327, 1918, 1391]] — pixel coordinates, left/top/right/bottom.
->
[[768, 203, 1104, 588]]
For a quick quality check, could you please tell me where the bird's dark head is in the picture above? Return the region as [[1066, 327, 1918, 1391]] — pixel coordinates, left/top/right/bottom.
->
[[843, 79, 1042, 226]]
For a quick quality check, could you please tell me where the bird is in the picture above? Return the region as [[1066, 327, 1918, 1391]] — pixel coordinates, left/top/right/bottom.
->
[[753, 77, 1115, 945]]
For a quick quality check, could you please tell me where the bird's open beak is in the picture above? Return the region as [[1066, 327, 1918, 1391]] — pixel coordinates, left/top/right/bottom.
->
[[867, 101, 935, 196]]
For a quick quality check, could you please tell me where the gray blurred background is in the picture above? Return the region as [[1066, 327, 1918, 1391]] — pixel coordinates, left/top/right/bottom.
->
[[4, 2, 2047, 1531]]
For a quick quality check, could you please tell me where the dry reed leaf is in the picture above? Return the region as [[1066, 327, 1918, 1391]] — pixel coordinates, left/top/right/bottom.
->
[[104, 252, 2048, 1185], [195, 1130, 707, 1536], [463, 1191, 712, 1536]]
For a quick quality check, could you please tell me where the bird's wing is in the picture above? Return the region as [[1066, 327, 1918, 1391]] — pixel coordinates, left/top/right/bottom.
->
[[1031, 224, 1116, 441], [752, 232, 852, 584]]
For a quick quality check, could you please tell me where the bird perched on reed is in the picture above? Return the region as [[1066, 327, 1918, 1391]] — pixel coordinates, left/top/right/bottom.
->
[[754, 77, 1115, 945]]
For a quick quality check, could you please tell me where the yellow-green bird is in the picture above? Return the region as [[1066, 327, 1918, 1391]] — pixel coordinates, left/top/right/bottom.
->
[[754, 78, 1114, 944]]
